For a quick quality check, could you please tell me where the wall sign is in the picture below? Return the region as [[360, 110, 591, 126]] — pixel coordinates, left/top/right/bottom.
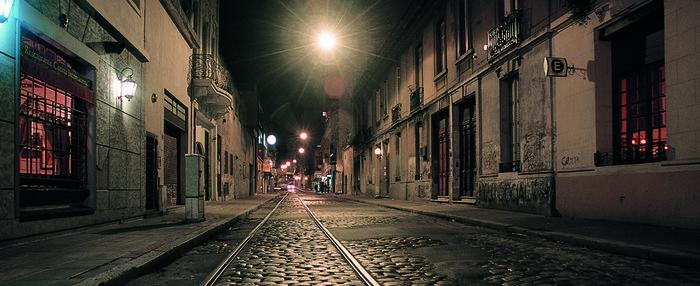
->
[[543, 57, 568, 77]]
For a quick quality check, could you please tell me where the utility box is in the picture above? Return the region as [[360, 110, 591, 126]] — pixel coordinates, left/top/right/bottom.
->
[[185, 154, 205, 222]]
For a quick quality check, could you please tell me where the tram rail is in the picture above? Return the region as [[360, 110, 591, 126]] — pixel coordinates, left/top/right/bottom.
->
[[199, 191, 379, 286]]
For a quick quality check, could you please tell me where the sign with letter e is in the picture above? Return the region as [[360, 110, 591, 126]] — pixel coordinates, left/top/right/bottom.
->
[[543, 57, 568, 77]]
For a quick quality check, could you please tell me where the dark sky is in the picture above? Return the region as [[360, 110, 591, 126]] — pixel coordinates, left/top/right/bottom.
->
[[220, 0, 412, 160]]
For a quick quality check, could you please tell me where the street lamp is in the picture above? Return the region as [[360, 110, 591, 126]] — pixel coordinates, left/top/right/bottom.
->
[[317, 31, 336, 51], [374, 147, 382, 158], [299, 132, 308, 140], [119, 68, 138, 101], [0, 0, 14, 23], [266, 134, 277, 145], [298, 147, 305, 154]]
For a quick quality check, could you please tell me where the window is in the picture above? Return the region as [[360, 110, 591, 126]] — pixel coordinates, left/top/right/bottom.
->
[[395, 66, 401, 105], [596, 1, 665, 166], [500, 0, 518, 18], [224, 151, 228, 174], [415, 44, 423, 89], [164, 91, 187, 121], [500, 75, 519, 172], [19, 75, 85, 179], [615, 66, 666, 163], [382, 81, 389, 117], [375, 89, 381, 123], [19, 33, 93, 214], [414, 122, 423, 180], [436, 19, 447, 74], [395, 134, 401, 180], [457, 0, 469, 57]]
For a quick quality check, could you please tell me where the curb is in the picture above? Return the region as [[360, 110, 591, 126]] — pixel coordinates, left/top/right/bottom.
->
[[75, 196, 279, 286]]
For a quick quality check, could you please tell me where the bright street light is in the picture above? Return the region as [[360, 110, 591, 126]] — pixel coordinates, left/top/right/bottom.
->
[[298, 147, 305, 154], [318, 32, 335, 50], [299, 132, 308, 140]]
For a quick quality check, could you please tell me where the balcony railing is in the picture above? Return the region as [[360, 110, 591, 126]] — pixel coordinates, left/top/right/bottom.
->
[[392, 103, 402, 123], [594, 143, 667, 166], [487, 11, 521, 62], [189, 54, 234, 95], [499, 161, 520, 173], [409, 87, 423, 112]]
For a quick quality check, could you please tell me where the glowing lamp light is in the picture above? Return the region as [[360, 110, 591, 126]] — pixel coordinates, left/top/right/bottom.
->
[[374, 147, 382, 158], [266, 134, 277, 145], [300, 132, 308, 140], [483, 44, 488, 51], [119, 68, 137, 101], [0, 0, 14, 23], [292, 159, 297, 164], [318, 32, 336, 50], [298, 147, 305, 154]]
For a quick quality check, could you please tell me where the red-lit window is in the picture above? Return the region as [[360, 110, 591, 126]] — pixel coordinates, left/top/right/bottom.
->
[[19, 74, 85, 179], [615, 64, 666, 163]]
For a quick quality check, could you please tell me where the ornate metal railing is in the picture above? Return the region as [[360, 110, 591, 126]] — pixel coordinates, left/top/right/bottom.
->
[[594, 143, 667, 166], [409, 87, 423, 112], [189, 54, 234, 95], [487, 11, 521, 62], [392, 103, 402, 123]]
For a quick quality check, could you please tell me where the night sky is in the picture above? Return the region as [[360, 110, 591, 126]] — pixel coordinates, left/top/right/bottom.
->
[[220, 0, 412, 161]]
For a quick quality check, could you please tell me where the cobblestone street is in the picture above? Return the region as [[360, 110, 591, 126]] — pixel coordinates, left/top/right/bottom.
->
[[126, 193, 700, 285]]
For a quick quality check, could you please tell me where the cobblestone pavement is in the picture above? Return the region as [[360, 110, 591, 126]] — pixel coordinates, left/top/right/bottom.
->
[[460, 230, 700, 286], [127, 193, 700, 285], [309, 195, 700, 286], [214, 194, 363, 286]]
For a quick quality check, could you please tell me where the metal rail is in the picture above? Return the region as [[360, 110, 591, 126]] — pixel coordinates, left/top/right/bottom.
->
[[296, 193, 381, 286], [199, 192, 288, 286], [200, 191, 379, 286]]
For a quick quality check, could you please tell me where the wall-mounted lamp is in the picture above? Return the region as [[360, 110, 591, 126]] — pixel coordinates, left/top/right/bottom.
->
[[1, 0, 15, 23], [374, 147, 382, 158], [119, 68, 137, 101]]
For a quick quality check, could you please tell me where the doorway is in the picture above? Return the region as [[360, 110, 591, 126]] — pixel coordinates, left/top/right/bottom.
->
[[459, 98, 476, 197]]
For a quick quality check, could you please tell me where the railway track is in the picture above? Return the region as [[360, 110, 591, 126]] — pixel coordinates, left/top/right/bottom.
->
[[199, 191, 380, 286]]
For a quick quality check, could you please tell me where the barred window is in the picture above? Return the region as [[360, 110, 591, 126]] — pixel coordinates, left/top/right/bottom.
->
[[19, 75, 86, 180]]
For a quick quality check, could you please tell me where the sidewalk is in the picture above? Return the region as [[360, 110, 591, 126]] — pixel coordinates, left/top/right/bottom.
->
[[0, 193, 280, 286], [339, 194, 700, 270]]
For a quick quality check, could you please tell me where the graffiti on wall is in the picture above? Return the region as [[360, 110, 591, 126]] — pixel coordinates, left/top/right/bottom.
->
[[477, 178, 553, 215], [521, 132, 550, 171], [561, 155, 580, 166], [482, 142, 499, 174]]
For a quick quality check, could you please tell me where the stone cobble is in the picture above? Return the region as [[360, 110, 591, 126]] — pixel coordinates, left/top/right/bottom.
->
[[214, 196, 363, 286], [461, 231, 700, 285], [344, 236, 453, 285]]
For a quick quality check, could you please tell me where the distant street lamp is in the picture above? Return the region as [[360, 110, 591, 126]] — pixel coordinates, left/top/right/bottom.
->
[[266, 134, 277, 145], [298, 147, 305, 154], [299, 132, 308, 140]]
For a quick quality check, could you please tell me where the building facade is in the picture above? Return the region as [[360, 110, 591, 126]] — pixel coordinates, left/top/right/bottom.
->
[[351, 0, 700, 230], [0, 0, 252, 240]]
